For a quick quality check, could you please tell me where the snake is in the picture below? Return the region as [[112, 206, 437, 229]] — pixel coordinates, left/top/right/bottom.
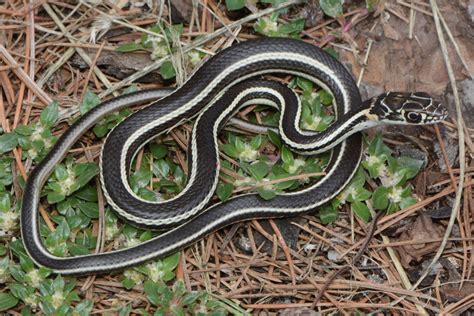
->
[[20, 38, 447, 275]]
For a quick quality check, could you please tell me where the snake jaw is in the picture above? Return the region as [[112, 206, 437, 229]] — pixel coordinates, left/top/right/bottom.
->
[[363, 108, 379, 122]]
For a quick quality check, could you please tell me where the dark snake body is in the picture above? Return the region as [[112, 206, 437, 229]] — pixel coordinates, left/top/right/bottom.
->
[[21, 38, 362, 274]]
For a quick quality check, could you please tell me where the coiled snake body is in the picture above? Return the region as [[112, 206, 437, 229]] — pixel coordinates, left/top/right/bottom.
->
[[21, 38, 446, 275]]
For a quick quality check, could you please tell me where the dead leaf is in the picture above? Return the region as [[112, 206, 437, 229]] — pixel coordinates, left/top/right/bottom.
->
[[382, 21, 400, 41], [396, 213, 450, 268]]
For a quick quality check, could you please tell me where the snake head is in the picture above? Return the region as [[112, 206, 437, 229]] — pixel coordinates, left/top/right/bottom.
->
[[369, 92, 448, 125]]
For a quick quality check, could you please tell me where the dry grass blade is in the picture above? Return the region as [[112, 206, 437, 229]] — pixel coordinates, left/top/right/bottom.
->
[[0, 45, 52, 104], [97, 0, 303, 97], [42, 3, 117, 96], [411, 0, 466, 291]]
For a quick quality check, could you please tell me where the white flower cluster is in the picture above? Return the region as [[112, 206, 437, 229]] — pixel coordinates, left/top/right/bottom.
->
[[146, 263, 165, 282], [58, 169, 77, 196], [123, 269, 144, 285], [0, 210, 18, 236], [238, 143, 259, 162]]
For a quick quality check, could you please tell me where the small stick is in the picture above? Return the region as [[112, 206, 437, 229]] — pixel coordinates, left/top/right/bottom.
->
[[80, 41, 106, 102], [0, 45, 52, 105], [269, 219, 296, 285]]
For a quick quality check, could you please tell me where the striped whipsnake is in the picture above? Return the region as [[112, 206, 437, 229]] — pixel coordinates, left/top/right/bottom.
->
[[21, 38, 447, 275]]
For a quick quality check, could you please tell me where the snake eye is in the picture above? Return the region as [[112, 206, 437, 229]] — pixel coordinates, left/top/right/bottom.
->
[[406, 112, 422, 123]]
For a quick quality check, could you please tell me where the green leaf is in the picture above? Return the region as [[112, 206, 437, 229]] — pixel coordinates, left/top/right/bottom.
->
[[396, 156, 424, 180], [387, 202, 399, 214], [267, 130, 281, 149], [324, 47, 339, 59], [75, 300, 93, 316], [250, 135, 264, 149], [40, 102, 59, 128], [164, 24, 184, 42], [246, 161, 269, 181], [57, 219, 71, 241], [319, 90, 333, 106], [8, 284, 28, 300], [160, 61, 176, 80], [234, 136, 246, 153], [162, 252, 180, 272], [278, 18, 305, 35], [122, 278, 136, 290], [221, 143, 238, 158], [137, 188, 156, 201], [77, 201, 99, 219], [116, 42, 144, 52], [10, 266, 25, 283], [0, 292, 19, 311], [0, 132, 18, 154], [67, 213, 90, 229], [356, 188, 372, 202], [366, 0, 380, 12], [92, 124, 109, 138], [216, 183, 233, 202], [47, 192, 66, 204], [296, 77, 313, 92], [225, 0, 245, 11], [368, 133, 391, 157], [0, 192, 11, 212], [400, 196, 417, 209], [9, 239, 27, 258], [13, 124, 32, 136], [351, 201, 371, 223], [74, 185, 98, 202], [19, 256, 34, 272], [182, 291, 202, 305], [54, 164, 69, 182], [372, 186, 389, 210], [256, 187, 276, 200], [68, 243, 90, 256], [273, 177, 295, 190], [320, 0, 343, 18], [143, 281, 162, 306], [319, 205, 338, 224], [149, 143, 168, 159], [80, 90, 101, 115], [74, 163, 99, 189], [281, 146, 294, 164], [152, 160, 170, 179], [140, 230, 152, 242]]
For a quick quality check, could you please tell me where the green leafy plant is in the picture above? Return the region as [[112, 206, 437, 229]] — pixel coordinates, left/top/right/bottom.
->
[[0, 292, 18, 312], [254, 15, 305, 38], [122, 252, 180, 289], [0, 157, 13, 190], [37, 276, 82, 315], [225, 0, 246, 11], [115, 23, 203, 80], [323, 134, 424, 224], [221, 134, 265, 162], [320, 0, 343, 18], [80, 88, 135, 138], [0, 132, 18, 155], [144, 281, 227, 315], [13, 102, 59, 161], [44, 158, 99, 204], [0, 192, 18, 236]]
